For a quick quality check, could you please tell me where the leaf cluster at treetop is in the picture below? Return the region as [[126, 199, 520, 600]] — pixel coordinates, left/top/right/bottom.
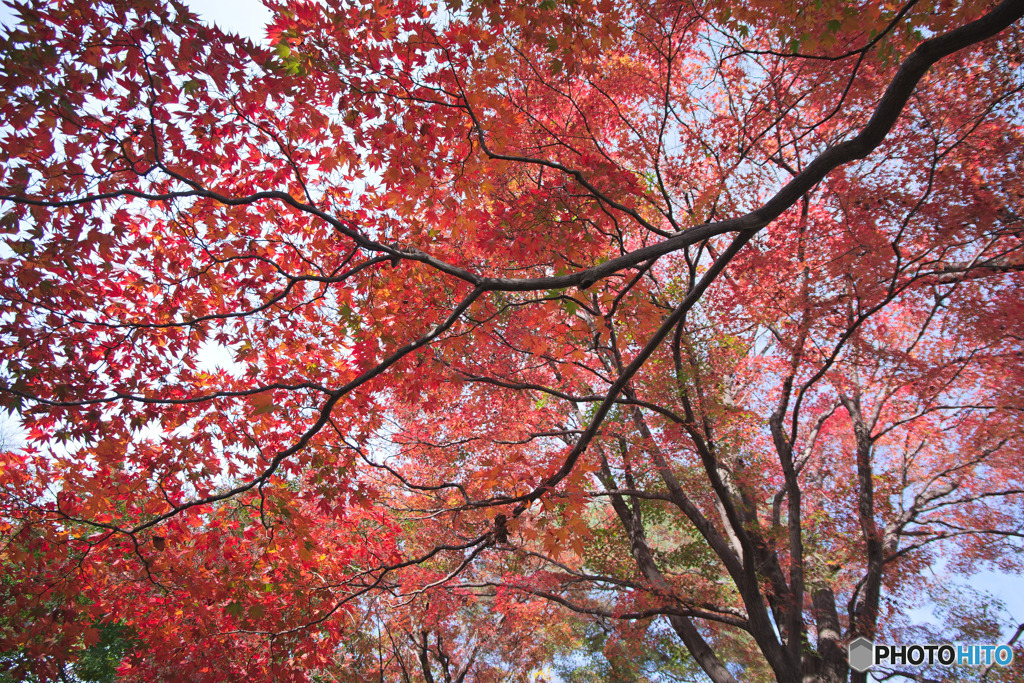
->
[[1, 0, 1023, 680]]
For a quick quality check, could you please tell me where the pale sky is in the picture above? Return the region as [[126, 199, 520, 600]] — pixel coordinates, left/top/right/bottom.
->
[[184, 0, 271, 42]]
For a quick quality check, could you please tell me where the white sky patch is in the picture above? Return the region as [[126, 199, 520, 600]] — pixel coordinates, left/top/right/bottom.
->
[[195, 340, 246, 378], [183, 0, 272, 44]]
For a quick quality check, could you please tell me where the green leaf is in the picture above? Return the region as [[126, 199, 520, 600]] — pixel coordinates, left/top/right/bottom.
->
[[250, 393, 278, 416], [6, 240, 34, 255]]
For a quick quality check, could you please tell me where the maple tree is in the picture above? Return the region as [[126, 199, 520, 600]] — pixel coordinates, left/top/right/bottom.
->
[[1, 0, 1023, 680]]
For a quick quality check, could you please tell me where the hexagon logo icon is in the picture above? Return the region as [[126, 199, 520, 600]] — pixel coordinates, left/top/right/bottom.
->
[[848, 637, 875, 673]]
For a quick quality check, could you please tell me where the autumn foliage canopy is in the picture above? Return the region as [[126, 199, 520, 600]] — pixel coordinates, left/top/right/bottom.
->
[[1, 0, 1023, 680]]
